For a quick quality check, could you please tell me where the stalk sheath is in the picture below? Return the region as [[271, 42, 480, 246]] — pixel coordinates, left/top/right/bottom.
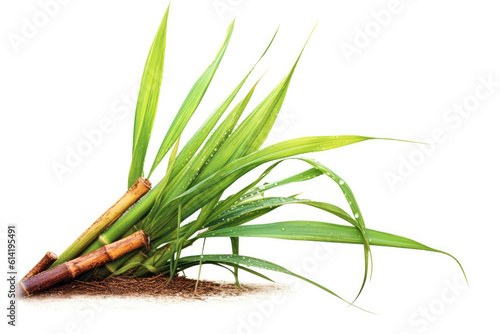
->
[[51, 177, 151, 267], [19, 231, 149, 296]]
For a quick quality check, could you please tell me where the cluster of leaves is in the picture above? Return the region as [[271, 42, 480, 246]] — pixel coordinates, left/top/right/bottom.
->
[[78, 5, 464, 305]]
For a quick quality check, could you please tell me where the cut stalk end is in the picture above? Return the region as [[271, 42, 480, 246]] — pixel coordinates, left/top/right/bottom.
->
[[19, 230, 149, 296], [21, 251, 58, 281]]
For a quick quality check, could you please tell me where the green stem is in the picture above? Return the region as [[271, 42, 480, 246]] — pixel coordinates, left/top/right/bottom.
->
[[80, 184, 161, 255], [51, 178, 152, 268]]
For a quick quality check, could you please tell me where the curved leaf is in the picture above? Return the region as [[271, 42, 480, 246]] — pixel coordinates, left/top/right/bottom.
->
[[178, 254, 362, 308], [198, 220, 466, 279]]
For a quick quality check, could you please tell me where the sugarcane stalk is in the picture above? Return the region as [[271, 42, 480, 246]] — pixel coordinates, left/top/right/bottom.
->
[[51, 177, 152, 268], [21, 252, 58, 281], [80, 149, 193, 258], [97, 230, 175, 279], [79, 183, 161, 255], [81, 139, 189, 257], [19, 230, 149, 296], [96, 235, 173, 279], [107, 186, 221, 277]]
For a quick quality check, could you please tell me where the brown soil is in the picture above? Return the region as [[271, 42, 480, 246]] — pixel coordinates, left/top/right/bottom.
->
[[26, 276, 283, 300]]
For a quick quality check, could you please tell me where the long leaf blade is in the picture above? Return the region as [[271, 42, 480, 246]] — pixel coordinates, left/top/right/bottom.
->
[[199, 221, 466, 278], [148, 21, 235, 178], [128, 6, 170, 187], [169, 28, 278, 179], [178, 254, 360, 307]]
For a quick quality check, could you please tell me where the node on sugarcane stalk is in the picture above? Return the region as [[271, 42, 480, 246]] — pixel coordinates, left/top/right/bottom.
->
[[50, 177, 152, 268]]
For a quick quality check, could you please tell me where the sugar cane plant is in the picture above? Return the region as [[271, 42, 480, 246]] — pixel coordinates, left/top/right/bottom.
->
[[31, 5, 466, 303]]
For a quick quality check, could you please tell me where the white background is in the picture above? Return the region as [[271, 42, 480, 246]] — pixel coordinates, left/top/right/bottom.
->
[[1, 0, 499, 333]]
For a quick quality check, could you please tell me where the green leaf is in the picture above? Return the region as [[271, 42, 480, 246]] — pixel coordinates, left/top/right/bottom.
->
[[135, 141, 374, 272], [294, 157, 372, 300], [128, 6, 170, 187], [166, 79, 261, 202], [207, 197, 354, 231], [150, 136, 373, 231], [148, 21, 235, 178], [136, 82, 264, 243], [169, 29, 278, 180], [199, 221, 466, 279], [196, 26, 316, 181], [112, 261, 160, 276], [209, 160, 286, 219], [183, 262, 275, 284], [178, 254, 361, 308], [240, 167, 323, 202], [142, 137, 180, 234]]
